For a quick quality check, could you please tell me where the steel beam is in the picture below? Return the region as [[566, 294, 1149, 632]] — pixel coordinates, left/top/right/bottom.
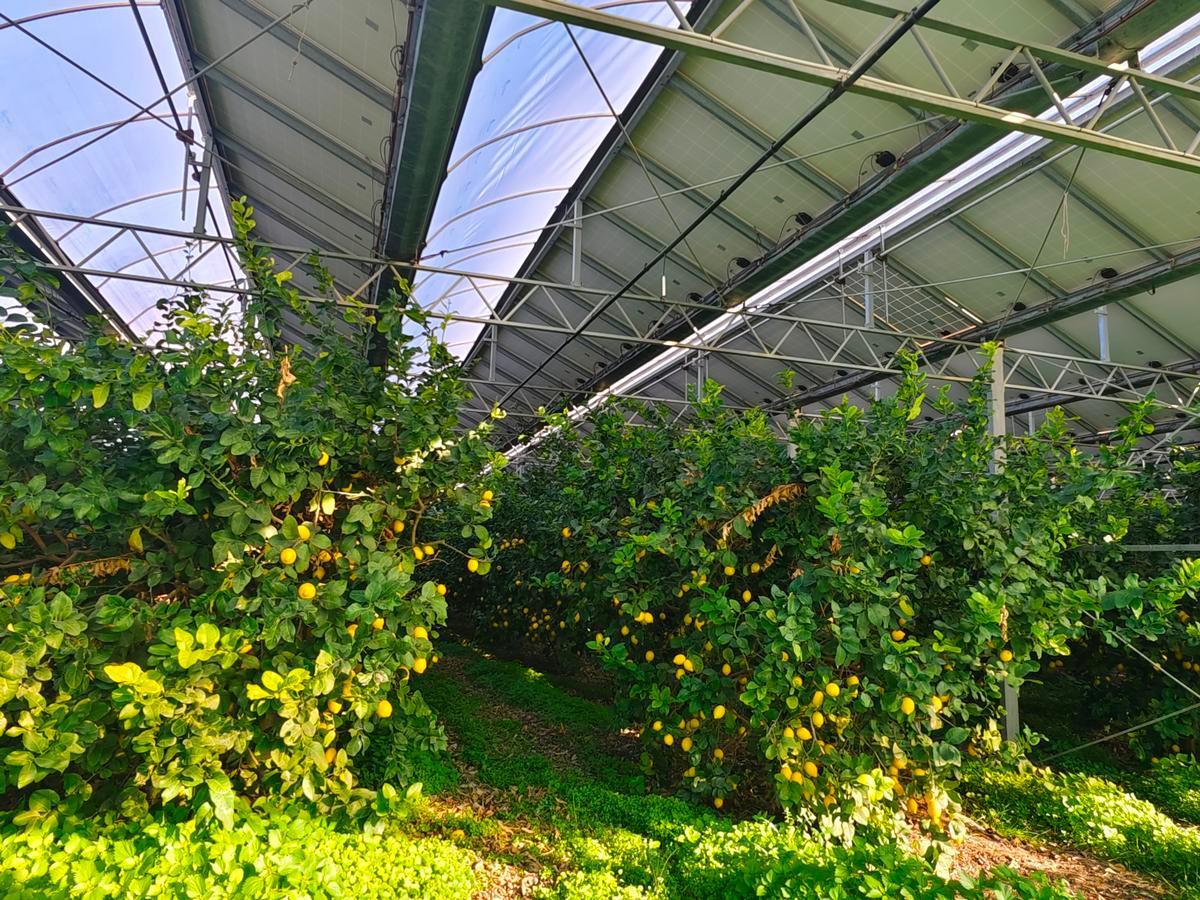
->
[[767, 243, 1200, 409], [823, 0, 1200, 107], [490, 0, 1200, 174]]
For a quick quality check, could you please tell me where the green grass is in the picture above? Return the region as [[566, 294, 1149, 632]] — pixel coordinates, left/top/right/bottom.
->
[[0, 803, 478, 899], [413, 645, 1076, 899], [0, 644, 1108, 899], [962, 762, 1200, 893], [1054, 754, 1200, 828]]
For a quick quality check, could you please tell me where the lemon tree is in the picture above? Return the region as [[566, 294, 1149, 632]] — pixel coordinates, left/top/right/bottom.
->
[[0, 205, 501, 822], [463, 357, 1198, 831]]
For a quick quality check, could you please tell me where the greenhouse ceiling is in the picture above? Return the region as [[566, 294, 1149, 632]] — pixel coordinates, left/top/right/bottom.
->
[[2, 0, 1200, 458]]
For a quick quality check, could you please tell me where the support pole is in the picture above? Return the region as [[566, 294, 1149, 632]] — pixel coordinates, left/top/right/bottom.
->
[[1097, 304, 1110, 361], [570, 199, 583, 286], [862, 252, 874, 328], [990, 344, 1020, 742], [192, 145, 213, 235]]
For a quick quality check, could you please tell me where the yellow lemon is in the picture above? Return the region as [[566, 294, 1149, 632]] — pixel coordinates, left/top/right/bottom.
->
[[317, 451, 329, 467], [280, 547, 297, 566], [713, 797, 724, 809], [803, 761, 819, 778], [298, 583, 317, 601], [325, 747, 336, 765], [723, 565, 735, 576], [392, 519, 405, 533], [891, 629, 906, 642], [742, 590, 751, 602], [999, 649, 1013, 663], [467, 558, 480, 573], [919, 554, 932, 566], [347, 623, 358, 638], [436, 583, 447, 596], [713, 705, 726, 720], [413, 657, 428, 674], [900, 696, 916, 716], [376, 699, 393, 718], [371, 617, 385, 631], [681, 736, 693, 752], [562, 527, 571, 538], [652, 720, 663, 731], [664, 733, 674, 746], [413, 626, 428, 640], [812, 711, 825, 729], [722, 663, 732, 676], [826, 682, 840, 698], [327, 699, 343, 714], [645, 650, 655, 663], [483, 490, 494, 501]]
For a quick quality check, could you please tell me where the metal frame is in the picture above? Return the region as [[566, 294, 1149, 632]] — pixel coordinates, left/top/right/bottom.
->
[[6, 201, 1198, 425], [489, 0, 1200, 173]]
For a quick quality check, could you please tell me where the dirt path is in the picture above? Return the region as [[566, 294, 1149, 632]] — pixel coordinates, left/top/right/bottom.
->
[[952, 817, 1169, 899]]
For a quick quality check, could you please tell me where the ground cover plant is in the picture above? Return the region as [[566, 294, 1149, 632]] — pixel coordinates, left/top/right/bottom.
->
[[962, 762, 1200, 892]]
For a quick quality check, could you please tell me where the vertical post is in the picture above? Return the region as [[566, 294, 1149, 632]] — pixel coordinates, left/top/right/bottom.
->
[[1096, 305, 1110, 361], [192, 145, 213, 235], [862, 252, 874, 328], [488, 324, 497, 382], [990, 344, 1019, 742], [570, 199, 583, 287]]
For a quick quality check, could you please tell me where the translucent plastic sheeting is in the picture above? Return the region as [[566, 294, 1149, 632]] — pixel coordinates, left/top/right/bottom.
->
[[0, 1, 241, 337], [415, 1, 690, 361]]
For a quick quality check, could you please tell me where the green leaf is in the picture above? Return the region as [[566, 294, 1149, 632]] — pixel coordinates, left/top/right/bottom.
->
[[91, 383, 110, 409], [103, 662, 141, 684], [196, 623, 220, 649], [261, 670, 283, 692], [132, 383, 154, 412]]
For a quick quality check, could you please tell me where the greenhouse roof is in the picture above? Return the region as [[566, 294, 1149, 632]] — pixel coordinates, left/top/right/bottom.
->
[[3, 0, 1200, 458]]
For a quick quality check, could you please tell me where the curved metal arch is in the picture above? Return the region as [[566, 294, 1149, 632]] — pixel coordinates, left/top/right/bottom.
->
[[446, 113, 612, 176], [2, 114, 167, 179], [414, 240, 539, 290], [482, 0, 671, 64], [96, 242, 191, 289], [0, 2, 156, 31], [424, 281, 510, 311], [62, 186, 205, 244], [424, 187, 572, 245]]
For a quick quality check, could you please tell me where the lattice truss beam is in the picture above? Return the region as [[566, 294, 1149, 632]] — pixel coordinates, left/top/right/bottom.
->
[[490, 0, 1200, 174], [4, 203, 1199, 448]]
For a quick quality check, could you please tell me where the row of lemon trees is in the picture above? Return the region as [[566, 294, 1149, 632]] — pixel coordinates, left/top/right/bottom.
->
[[0, 205, 503, 825], [453, 365, 1199, 832]]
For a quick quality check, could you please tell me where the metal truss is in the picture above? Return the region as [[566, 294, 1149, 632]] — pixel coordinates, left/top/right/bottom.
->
[[4, 202, 1198, 436], [491, 0, 1200, 174]]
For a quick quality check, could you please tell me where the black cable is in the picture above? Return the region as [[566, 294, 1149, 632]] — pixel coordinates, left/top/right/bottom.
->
[[490, 0, 946, 416]]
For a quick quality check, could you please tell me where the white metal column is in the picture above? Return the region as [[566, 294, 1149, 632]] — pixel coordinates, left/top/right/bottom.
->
[[991, 344, 1020, 742]]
